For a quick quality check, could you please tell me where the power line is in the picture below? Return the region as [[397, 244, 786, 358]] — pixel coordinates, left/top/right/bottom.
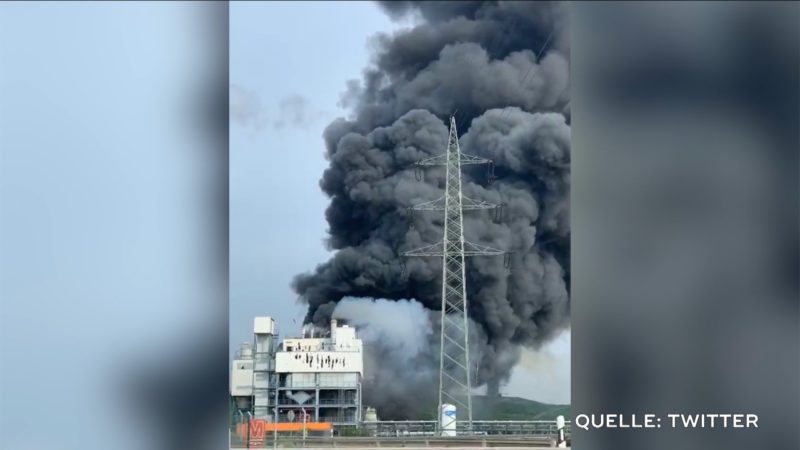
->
[[500, 27, 557, 121]]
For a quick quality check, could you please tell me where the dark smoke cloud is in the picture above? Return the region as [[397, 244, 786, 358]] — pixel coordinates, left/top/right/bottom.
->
[[293, 1, 570, 417]]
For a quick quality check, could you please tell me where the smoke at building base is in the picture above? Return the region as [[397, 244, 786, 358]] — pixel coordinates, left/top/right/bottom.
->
[[292, 1, 571, 418]]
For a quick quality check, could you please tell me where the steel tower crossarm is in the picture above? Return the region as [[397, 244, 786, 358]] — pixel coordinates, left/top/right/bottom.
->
[[409, 195, 499, 212], [415, 152, 492, 167]]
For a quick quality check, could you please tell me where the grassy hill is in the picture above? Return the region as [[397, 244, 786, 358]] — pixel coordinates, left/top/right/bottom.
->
[[473, 395, 570, 420], [414, 395, 570, 421]]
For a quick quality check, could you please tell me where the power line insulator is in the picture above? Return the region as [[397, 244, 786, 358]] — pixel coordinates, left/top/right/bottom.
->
[[414, 165, 424, 182]]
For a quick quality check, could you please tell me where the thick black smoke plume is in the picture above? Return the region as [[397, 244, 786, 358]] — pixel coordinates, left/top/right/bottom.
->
[[293, 1, 570, 418]]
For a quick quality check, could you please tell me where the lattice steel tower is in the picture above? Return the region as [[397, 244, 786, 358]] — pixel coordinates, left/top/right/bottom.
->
[[403, 115, 505, 434]]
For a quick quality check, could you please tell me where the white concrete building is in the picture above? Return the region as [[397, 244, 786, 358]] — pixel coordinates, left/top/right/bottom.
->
[[230, 341, 254, 410], [230, 317, 363, 426], [230, 317, 278, 421], [275, 319, 363, 425]]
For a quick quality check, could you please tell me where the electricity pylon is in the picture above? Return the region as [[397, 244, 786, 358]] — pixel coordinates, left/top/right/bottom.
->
[[403, 115, 506, 434]]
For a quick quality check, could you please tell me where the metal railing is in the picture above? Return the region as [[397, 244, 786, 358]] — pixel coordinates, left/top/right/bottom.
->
[[361, 420, 570, 437], [317, 397, 357, 405], [231, 417, 570, 448], [231, 435, 557, 448], [319, 417, 359, 425], [279, 381, 359, 388]]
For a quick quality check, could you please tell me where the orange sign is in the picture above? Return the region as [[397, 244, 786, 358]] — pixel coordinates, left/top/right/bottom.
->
[[237, 420, 333, 440]]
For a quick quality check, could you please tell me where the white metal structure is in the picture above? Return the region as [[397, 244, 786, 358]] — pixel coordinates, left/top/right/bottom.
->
[[252, 316, 277, 420], [556, 415, 567, 447], [274, 319, 364, 425], [254, 316, 276, 335], [231, 342, 255, 397], [275, 324, 363, 375], [231, 317, 363, 426], [403, 115, 505, 434], [440, 404, 456, 437]]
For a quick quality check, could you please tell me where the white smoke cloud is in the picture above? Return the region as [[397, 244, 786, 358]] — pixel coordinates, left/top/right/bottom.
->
[[272, 94, 330, 130], [504, 330, 570, 404], [230, 84, 329, 132], [333, 297, 433, 360], [332, 297, 439, 418], [230, 83, 263, 129]]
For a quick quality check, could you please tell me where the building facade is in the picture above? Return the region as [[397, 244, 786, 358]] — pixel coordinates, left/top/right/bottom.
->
[[231, 316, 278, 421], [231, 317, 363, 427]]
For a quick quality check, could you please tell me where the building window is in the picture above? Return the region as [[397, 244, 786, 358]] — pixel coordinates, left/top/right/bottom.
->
[[318, 372, 357, 388]]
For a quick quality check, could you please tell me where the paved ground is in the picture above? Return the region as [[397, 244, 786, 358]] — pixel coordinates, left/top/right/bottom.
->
[[232, 447, 563, 450], [231, 435, 560, 448]]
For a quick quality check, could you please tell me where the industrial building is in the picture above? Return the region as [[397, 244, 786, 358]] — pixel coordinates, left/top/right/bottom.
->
[[230, 316, 363, 427], [230, 316, 570, 449]]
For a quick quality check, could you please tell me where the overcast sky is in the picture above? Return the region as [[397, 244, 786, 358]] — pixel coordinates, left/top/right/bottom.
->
[[229, 1, 570, 404], [230, 0, 399, 349]]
